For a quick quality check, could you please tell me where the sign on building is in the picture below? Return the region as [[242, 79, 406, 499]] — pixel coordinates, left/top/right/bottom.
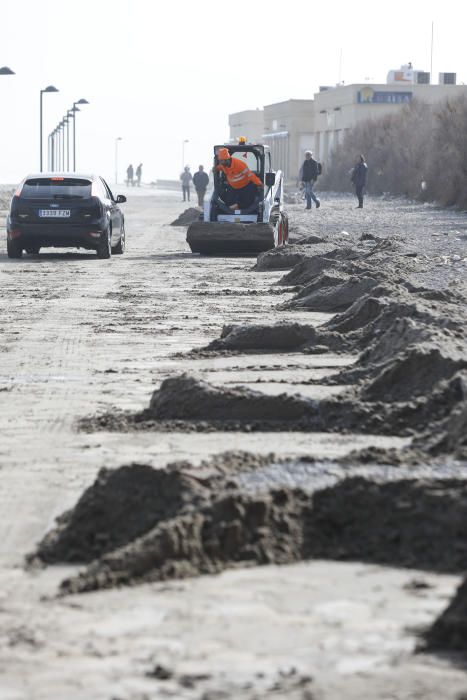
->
[[358, 87, 413, 104]]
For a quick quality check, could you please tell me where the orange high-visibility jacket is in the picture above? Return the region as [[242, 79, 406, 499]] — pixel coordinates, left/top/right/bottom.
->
[[216, 157, 262, 190]]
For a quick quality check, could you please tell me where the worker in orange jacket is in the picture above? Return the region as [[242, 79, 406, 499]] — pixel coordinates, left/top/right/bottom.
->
[[214, 147, 263, 210]]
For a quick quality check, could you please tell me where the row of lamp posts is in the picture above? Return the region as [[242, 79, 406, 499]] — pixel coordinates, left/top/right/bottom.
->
[[45, 95, 89, 172], [1, 66, 90, 173]]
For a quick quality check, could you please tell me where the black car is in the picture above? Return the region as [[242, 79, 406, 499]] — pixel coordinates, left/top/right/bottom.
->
[[6, 174, 126, 259]]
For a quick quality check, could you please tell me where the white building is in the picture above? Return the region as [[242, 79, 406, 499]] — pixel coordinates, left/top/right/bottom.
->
[[229, 68, 467, 185]]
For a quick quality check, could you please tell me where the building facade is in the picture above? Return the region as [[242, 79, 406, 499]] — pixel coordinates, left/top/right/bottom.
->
[[228, 109, 264, 144], [229, 71, 467, 185]]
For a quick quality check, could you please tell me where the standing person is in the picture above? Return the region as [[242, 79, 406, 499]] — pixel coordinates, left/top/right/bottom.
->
[[299, 150, 321, 210], [351, 155, 368, 208], [126, 164, 134, 187], [193, 165, 209, 207], [136, 163, 143, 187], [180, 166, 192, 202]]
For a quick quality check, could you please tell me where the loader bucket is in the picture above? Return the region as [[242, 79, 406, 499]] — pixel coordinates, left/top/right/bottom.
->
[[186, 222, 276, 256]]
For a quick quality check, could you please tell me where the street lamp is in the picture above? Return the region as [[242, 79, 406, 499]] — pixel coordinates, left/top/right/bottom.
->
[[115, 137, 122, 185], [48, 131, 52, 171], [53, 127, 59, 171], [72, 98, 89, 171], [55, 125, 61, 172], [0, 66, 15, 75], [65, 108, 79, 171], [182, 139, 189, 172], [58, 119, 67, 171], [40, 85, 59, 172], [50, 128, 58, 171]]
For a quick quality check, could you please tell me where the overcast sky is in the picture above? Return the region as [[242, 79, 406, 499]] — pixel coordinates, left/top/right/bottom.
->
[[1, 0, 466, 186]]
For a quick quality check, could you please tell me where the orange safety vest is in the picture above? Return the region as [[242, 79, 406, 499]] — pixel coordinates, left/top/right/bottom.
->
[[216, 157, 262, 190]]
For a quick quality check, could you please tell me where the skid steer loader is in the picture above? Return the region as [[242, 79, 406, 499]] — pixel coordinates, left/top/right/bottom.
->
[[186, 141, 288, 255]]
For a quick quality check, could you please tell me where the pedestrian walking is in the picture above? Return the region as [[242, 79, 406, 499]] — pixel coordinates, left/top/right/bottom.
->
[[299, 150, 321, 209], [350, 155, 368, 208], [136, 163, 143, 187], [193, 165, 209, 207], [180, 166, 192, 202], [126, 164, 134, 187]]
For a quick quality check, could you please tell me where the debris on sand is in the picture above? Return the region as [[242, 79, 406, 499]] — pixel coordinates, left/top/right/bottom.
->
[[276, 249, 355, 285], [423, 576, 467, 652], [255, 246, 308, 271], [33, 457, 467, 594], [276, 241, 397, 286], [80, 286, 467, 446], [145, 664, 315, 699], [31, 465, 210, 564], [283, 276, 389, 312], [170, 207, 202, 226], [206, 322, 319, 351], [148, 374, 316, 424], [295, 234, 326, 245]]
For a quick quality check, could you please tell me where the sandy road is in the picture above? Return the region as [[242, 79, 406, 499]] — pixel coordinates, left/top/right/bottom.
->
[[0, 191, 404, 562], [0, 191, 466, 699]]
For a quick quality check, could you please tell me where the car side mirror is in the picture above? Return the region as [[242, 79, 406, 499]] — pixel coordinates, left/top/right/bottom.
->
[[116, 194, 126, 203], [265, 172, 276, 187]]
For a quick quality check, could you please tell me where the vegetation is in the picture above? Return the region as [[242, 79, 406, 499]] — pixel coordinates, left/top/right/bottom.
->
[[320, 95, 467, 209]]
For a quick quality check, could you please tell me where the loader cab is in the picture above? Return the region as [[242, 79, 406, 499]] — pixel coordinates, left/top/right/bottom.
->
[[210, 144, 267, 222]]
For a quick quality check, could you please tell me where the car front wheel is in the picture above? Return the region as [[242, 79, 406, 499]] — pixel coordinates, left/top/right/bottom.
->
[[96, 228, 111, 259], [7, 238, 23, 259]]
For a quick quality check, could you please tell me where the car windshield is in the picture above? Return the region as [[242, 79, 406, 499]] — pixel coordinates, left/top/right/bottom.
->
[[20, 178, 92, 199]]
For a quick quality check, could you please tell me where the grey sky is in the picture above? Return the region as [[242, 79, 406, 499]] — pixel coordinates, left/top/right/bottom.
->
[[1, 0, 466, 185]]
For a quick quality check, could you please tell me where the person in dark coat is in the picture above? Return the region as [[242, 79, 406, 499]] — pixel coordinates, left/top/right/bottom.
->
[[351, 155, 368, 208], [126, 164, 134, 186], [299, 150, 321, 209], [193, 165, 209, 207]]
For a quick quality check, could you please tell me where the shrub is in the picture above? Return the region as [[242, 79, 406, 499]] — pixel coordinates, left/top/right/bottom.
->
[[320, 95, 467, 208]]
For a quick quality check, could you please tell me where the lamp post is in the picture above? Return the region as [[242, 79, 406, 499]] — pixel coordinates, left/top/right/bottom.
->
[[55, 125, 61, 172], [115, 137, 122, 185], [48, 132, 52, 171], [59, 119, 67, 171], [72, 98, 89, 171], [182, 139, 189, 172], [40, 85, 59, 172], [65, 108, 78, 171], [50, 129, 56, 171], [53, 127, 59, 171]]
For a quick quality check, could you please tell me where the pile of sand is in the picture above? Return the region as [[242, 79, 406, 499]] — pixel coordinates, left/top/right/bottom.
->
[[31, 460, 467, 593], [170, 207, 202, 226]]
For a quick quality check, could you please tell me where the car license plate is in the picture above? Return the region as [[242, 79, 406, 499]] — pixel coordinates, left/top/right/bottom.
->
[[38, 209, 71, 218]]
